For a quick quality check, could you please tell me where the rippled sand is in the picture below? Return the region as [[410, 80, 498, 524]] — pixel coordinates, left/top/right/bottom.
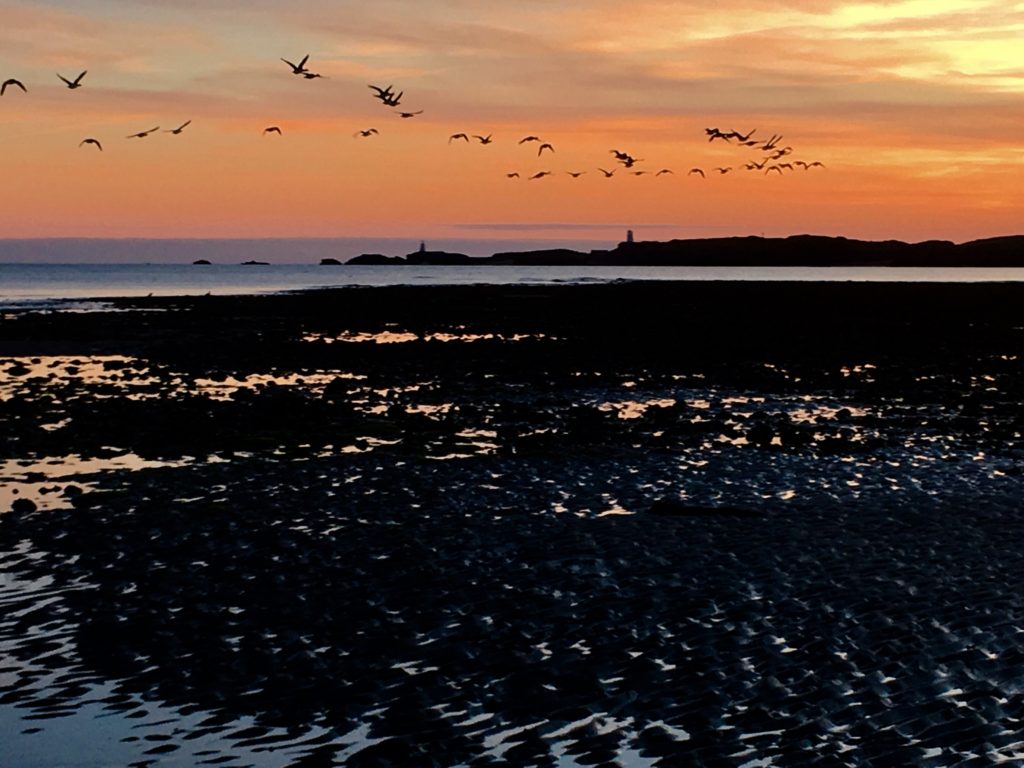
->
[[3, 282, 1024, 766]]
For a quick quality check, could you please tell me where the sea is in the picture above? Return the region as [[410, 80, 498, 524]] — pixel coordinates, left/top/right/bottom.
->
[[4, 262, 1024, 310]]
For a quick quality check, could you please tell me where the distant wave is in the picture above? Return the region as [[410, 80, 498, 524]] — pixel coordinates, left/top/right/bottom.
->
[[542, 276, 622, 284]]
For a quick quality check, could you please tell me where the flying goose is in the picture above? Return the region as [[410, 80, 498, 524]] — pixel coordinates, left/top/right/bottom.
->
[[166, 120, 191, 135], [126, 127, 160, 138], [281, 55, 310, 74], [57, 71, 87, 89], [1, 78, 27, 95]]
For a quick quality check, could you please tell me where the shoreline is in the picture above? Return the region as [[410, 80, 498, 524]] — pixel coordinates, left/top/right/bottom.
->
[[4, 268, 1024, 311], [3, 279, 1024, 358]]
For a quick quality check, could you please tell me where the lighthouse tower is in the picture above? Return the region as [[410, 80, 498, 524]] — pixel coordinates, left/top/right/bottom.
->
[[626, 229, 634, 244]]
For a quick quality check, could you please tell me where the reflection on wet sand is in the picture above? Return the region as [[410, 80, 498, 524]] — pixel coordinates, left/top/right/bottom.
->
[[302, 330, 551, 344], [0, 454, 222, 512], [5, 282, 1024, 766]]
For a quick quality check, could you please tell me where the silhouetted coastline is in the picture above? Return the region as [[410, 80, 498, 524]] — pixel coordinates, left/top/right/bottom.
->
[[342, 233, 1024, 267]]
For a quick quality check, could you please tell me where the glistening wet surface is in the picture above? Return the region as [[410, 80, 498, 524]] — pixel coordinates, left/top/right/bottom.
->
[[3, 282, 1024, 766]]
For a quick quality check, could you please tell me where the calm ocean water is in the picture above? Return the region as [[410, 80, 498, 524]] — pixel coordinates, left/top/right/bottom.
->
[[4, 263, 1024, 308]]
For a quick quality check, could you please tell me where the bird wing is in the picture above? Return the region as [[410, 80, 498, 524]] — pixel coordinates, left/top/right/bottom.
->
[[57, 73, 73, 86], [282, 58, 297, 69], [298, 54, 310, 68], [179, 120, 192, 130], [74, 71, 87, 84]]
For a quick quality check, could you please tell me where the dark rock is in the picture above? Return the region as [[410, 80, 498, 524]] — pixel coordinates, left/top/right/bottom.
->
[[346, 254, 405, 265], [321, 377, 352, 404], [192, 259, 212, 265], [746, 421, 775, 448], [241, 260, 269, 265], [319, 258, 342, 266], [11, 498, 37, 514]]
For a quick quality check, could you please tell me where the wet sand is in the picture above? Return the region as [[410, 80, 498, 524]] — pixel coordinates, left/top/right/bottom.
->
[[2, 281, 1024, 766]]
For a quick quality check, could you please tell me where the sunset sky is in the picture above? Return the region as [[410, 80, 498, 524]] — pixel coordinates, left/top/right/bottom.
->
[[1, 0, 1022, 245]]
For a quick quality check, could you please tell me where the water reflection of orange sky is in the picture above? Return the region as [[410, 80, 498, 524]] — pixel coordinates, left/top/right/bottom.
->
[[0, 1, 1022, 244]]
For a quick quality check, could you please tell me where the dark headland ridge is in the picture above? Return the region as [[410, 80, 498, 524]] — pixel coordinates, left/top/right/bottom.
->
[[345, 233, 1024, 267]]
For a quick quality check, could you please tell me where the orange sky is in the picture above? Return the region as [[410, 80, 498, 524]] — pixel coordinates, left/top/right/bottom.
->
[[1, 0, 1022, 243]]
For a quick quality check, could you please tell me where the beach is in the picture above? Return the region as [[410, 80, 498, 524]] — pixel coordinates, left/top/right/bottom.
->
[[3, 280, 1024, 766]]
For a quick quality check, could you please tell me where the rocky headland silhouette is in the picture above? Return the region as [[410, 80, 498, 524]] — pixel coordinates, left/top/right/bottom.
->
[[342, 234, 1024, 267]]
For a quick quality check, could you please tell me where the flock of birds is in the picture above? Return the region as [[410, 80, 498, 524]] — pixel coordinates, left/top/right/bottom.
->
[[2, 55, 826, 179], [445, 123, 825, 181]]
